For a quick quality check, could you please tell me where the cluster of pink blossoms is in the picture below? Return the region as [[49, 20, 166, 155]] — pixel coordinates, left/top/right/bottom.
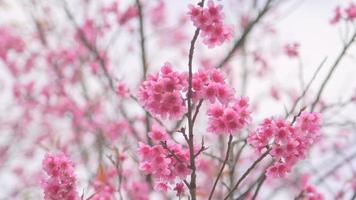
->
[[138, 126, 189, 196], [300, 175, 325, 200], [126, 181, 150, 200], [207, 97, 251, 135], [192, 68, 251, 135], [188, 0, 233, 48], [302, 185, 324, 200], [138, 63, 187, 119], [0, 27, 24, 61], [88, 166, 116, 200], [192, 68, 234, 104], [330, 3, 356, 24], [284, 42, 300, 58], [139, 63, 250, 136], [248, 112, 321, 178], [139, 63, 239, 122], [42, 153, 78, 200]]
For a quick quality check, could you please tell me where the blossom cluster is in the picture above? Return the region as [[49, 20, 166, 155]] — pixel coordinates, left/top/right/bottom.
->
[[330, 3, 356, 24], [0, 27, 24, 61], [284, 42, 300, 58], [207, 97, 251, 135], [248, 112, 321, 178], [138, 126, 189, 196], [188, 0, 233, 48], [299, 174, 325, 200], [302, 183, 324, 200], [138, 62, 187, 119], [192, 68, 234, 104], [139, 63, 250, 137], [42, 153, 78, 200], [302, 187, 324, 200], [127, 181, 150, 200], [90, 166, 116, 200]]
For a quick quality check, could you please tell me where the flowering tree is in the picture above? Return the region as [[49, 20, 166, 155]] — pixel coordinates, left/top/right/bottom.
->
[[0, 0, 356, 199]]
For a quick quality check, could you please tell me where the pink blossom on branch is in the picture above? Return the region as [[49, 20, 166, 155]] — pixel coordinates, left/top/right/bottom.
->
[[41, 152, 78, 200], [138, 140, 190, 192], [138, 62, 187, 120], [191, 67, 234, 104], [188, 0, 234, 48], [248, 112, 322, 178]]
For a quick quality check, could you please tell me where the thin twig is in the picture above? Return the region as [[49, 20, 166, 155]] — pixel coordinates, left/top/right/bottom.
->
[[186, 1, 205, 199], [286, 57, 327, 118], [217, 0, 274, 68], [208, 135, 233, 200], [192, 100, 204, 126], [224, 148, 271, 200], [251, 174, 266, 200], [310, 31, 356, 112]]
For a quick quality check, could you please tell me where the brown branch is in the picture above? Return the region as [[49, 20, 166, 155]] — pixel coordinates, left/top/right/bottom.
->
[[310, 31, 356, 112], [160, 141, 184, 163], [194, 138, 208, 158], [208, 135, 233, 200], [135, 0, 153, 146], [186, 1, 205, 199], [64, 3, 115, 91], [224, 148, 271, 200], [251, 174, 266, 200], [290, 106, 306, 125], [216, 0, 274, 69], [234, 160, 274, 200], [315, 150, 356, 185], [286, 57, 327, 118], [106, 150, 124, 200], [192, 100, 204, 126], [135, 0, 148, 79]]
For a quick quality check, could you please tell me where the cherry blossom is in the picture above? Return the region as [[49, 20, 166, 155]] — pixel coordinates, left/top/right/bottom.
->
[[41, 153, 78, 200]]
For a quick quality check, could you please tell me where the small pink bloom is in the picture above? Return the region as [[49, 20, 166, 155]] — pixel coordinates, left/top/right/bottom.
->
[[330, 6, 342, 24], [284, 42, 300, 58], [345, 3, 356, 21], [188, 0, 233, 48]]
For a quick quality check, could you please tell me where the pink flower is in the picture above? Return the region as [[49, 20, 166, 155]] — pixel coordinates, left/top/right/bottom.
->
[[270, 86, 280, 100], [188, 0, 233, 48], [284, 42, 300, 58], [330, 6, 342, 24], [116, 82, 129, 98], [345, 3, 356, 21], [266, 163, 290, 178], [303, 184, 325, 200], [154, 182, 168, 192], [41, 152, 78, 200], [150, 0, 166, 26], [128, 182, 149, 200], [207, 97, 251, 135], [0, 27, 25, 62], [192, 68, 234, 104], [295, 112, 321, 134], [248, 112, 322, 179], [148, 124, 168, 142], [91, 167, 116, 200], [173, 182, 185, 197], [118, 5, 138, 25], [138, 62, 187, 120], [138, 140, 190, 193]]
